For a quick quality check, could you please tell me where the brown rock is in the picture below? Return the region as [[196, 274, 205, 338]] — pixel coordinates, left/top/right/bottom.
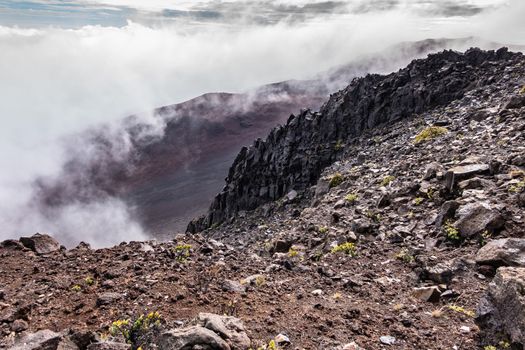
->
[[476, 238, 525, 267], [19, 233, 60, 254]]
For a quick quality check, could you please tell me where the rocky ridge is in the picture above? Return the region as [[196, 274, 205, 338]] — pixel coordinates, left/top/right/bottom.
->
[[188, 47, 522, 232], [1, 48, 525, 349]]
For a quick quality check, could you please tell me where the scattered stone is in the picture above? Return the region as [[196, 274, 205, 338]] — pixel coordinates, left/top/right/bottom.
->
[[504, 95, 525, 109], [9, 330, 76, 350], [412, 286, 441, 302], [19, 233, 60, 254], [423, 162, 443, 180], [334, 199, 346, 209], [476, 238, 525, 267], [272, 240, 292, 253], [379, 335, 396, 345], [458, 177, 495, 190], [159, 326, 231, 350], [240, 274, 264, 286], [455, 203, 504, 238], [459, 326, 471, 334], [198, 313, 251, 349], [96, 292, 123, 307], [444, 164, 489, 191], [0, 306, 16, 323], [342, 342, 364, 350], [311, 289, 323, 296], [476, 267, 525, 346], [422, 261, 458, 284], [10, 319, 28, 333], [286, 190, 298, 202], [274, 333, 291, 345], [222, 280, 247, 293], [435, 201, 459, 228]]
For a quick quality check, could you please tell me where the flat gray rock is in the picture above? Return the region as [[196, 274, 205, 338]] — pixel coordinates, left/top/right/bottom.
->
[[476, 238, 525, 267], [159, 326, 231, 350]]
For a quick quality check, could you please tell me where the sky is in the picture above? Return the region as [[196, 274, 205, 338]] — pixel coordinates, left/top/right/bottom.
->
[[0, 0, 524, 247], [0, 0, 516, 28]]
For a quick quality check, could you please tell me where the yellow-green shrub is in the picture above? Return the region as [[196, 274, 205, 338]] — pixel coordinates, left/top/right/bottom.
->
[[414, 126, 448, 144]]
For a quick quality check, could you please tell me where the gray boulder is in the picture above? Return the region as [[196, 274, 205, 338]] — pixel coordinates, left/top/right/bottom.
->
[[19, 233, 60, 254], [476, 267, 525, 346], [221, 280, 246, 293], [198, 313, 251, 350], [9, 330, 78, 350], [158, 326, 230, 350], [445, 164, 489, 191], [455, 203, 504, 238], [476, 238, 525, 267]]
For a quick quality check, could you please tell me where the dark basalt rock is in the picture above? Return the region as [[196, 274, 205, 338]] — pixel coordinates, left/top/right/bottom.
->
[[188, 48, 523, 232]]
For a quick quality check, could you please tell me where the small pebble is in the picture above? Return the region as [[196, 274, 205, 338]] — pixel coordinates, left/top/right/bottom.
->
[[380, 335, 396, 345]]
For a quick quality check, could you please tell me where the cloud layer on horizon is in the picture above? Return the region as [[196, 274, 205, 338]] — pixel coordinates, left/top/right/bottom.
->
[[0, 0, 512, 28]]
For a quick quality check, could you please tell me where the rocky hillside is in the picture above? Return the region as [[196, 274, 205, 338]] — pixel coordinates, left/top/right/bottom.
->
[[188, 47, 523, 232], [1, 48, 525, 350]]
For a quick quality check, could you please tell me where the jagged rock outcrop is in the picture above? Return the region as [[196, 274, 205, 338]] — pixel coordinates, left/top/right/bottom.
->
[[188, 48, 522, 232]]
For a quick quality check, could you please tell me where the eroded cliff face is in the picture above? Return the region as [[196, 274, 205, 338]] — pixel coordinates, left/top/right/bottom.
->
[[189, 48, 522, 232]]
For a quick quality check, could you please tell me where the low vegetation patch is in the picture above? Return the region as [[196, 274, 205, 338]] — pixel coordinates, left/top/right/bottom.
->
[[288, 248, 299, 258], [366, 210, 382, 223], [331, 242, 357, 256], [509, 179, 525, 193], [329, 173, 344, 188], [444, 220, 460, 241], [447, 305, 475, 317], [173, 244, 192, 262], [414, 126, 448, 144], [345, 193, 358, 203], [413, 197, 424, 205], [380, 175, 395, 186], [395, 248, 414, 263], [110, 312, 162, 349]]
